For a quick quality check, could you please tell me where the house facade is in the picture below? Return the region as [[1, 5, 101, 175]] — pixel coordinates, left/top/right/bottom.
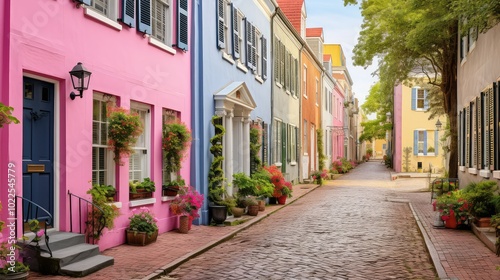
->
[[0, 0, 192, 251], [271, 9, 302, 184], [456, 23, 500, 186], [192, 0, 275, 224], [393, 83, 446, 173], [322, 54, 336, 168]]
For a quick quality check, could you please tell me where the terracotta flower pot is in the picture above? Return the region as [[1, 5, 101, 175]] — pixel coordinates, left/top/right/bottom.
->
[[247, 205, 259, 216], [231, 207, 244, 218], [277, 195, 287, 205], [178, 216, 189, 234], [258, 200, 265, 211], [126, 229, 158, 246]]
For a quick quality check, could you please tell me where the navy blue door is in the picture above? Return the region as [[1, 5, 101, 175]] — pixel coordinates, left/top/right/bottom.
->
[[22, 77, 54, 223]]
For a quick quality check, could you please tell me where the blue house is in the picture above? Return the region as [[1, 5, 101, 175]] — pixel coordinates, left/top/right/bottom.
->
[[192, 0, 276, 224]]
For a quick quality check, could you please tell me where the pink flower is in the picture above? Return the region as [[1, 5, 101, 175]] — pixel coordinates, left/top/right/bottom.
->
[[37, 229, 45, 237], [153, 218, 159, 223]]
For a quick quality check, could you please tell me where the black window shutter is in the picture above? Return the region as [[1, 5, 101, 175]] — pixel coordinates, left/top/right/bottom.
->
[[262, 36, 267, 80], [177, 0, 189, 51], [262, 122, 268, 166], [121, 0, 136, 28], [494, 81, 500, 170], [231, 5, 240, 59], [216, 0, 225, 49], [137, 0, 152, 34], [246, 19, 252, 69]]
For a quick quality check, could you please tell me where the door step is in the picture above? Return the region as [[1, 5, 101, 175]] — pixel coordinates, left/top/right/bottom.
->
[[27, 231, 113, 277]]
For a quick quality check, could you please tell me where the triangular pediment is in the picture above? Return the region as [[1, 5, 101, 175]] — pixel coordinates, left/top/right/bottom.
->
[[214, 82, 256, 115]]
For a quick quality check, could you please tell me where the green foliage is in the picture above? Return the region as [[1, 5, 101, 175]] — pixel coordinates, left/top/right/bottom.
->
[[233, 173, 258, 197], [317, 129, 326, 171], [208, 116, 226, 205], [462, 180, 498, 218], [0, 103, 20, 128], [87, 184, 120, 239], [163, 121, 191, 174], [250, 124, 263, 174], [366, 148, 373, 157], [128, 208, 158, 237], [129, 178, 156, 193], [107, 105, 143, 165]]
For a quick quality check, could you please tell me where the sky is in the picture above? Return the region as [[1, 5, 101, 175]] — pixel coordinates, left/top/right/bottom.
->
[[306, 0, 378, 106]]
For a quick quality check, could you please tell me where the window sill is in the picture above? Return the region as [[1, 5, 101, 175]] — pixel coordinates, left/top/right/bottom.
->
[[285, 90, 291, 95], [107, 201, 122, 209], [84, 7, 122, 31], [161, 196, 178, 202], [468, 168, 478, 175], [148, 37, 177, 55], [493, 171, 500, 179], [479, 169, 491, 178], [274, 162, 282, 167], [129, 198, 156, 207], [275, 82, 283, 89], [237, 61, 248, 73], [255, 75, 264, 84], [303, 95, 308, 99], [290, 161, 297, 166], [222, 52, 235, 64], [460, 57, 467, 66], [459, 166, 466, 172]]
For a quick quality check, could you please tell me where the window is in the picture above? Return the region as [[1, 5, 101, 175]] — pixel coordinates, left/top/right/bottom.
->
[[315, 79, 319, 106], [411, 87, 428, 110], [324, 88, 328, 111], [255, 29, 262, 77], [273, 119, 282, 164], [162, 109, 178, 184], [414, 130, 426, 155], [129, 103, 150, 182], [289, 125, 297, 163], [90, 0, 113, 17], [152, 0, 172, 45], [303, 120, 308, 155], [234, 9, 244, 63], [92, 96, 115, 186], [303, 66, 307, 98]]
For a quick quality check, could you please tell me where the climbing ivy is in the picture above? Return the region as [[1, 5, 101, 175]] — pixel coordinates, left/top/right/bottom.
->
[[208, 116, 226, 205]]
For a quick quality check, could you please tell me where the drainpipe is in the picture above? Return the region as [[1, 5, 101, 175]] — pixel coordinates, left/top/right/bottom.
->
[[270, 5, 278, 169]]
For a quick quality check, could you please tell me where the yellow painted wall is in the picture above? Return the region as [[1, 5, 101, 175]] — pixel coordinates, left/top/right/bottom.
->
[[324, 44, 345, 67], [373, 139, 387, 159], [400, 85, 446, 173]]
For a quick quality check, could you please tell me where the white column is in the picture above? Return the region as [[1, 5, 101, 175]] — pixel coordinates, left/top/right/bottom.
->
[[242, 117, 251, 175], [225, 111, 234, 196], [232, 117, 243, 173]]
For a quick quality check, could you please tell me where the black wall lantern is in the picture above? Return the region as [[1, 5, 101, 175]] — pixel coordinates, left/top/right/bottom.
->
[[69, 62, 92, 100]]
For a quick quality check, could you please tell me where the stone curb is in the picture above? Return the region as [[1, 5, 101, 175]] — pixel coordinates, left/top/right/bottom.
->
[[144, 183, 321, 280], [408, 202, 448, 279]]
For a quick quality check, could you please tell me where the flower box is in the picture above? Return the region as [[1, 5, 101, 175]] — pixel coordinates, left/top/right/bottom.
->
[[125, 229, 158, 246], [129, 190, 153, 200], [162, 185, 180, 197]]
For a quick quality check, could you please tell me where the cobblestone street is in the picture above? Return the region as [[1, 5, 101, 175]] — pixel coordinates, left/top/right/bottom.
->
[[165, 162, 437, 279]]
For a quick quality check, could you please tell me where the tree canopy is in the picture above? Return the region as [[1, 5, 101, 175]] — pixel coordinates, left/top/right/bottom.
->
[[343, 0, 500, 177]]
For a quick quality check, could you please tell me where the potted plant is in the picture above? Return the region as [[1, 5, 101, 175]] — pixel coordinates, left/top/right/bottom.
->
[[86, 184, 120, 241], [163, 120, 191, 176], [169, 186, 204, 233], [0, 202, 29, 279], [208, 116, 230, 225], [311, 170, 328, 186], [162, 178, 185, 197], [462, 180, 498, 227], [264, 165, 293, 204], [126, 207, 159, 246], [0, 103, 20, 128], [436, 190, 470, 229], [107, 105, 143, 165], [129, 178, 156, 200], [245, 197, 259, 216], [249, 123, 263, 174]]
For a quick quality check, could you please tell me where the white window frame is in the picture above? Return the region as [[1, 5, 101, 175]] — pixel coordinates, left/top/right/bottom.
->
[[236, 10, 246, 68], [129, 102, 151, 183], [416, 88, 425, 110], [315, 78, 319, 106], [84, 0, 122, 30], [273, 119, 283, 165], [92, 94, 115, 187], [303, 65, 308, 98], [162, 109, 180, 185], [151, 0, 172, 46], [303, 119, 308, 155], [290, 125, 297, 163], [417, 130, 425, 154], [255, 28, 262, 79]]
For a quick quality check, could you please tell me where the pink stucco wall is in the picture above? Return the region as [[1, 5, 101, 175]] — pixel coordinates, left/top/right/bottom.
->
[[393, 84, 402, 172], [1, 0, 191, 250]]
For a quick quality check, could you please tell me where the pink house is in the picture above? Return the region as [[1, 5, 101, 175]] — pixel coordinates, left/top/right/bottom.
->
[[0, 0, 191, 270]]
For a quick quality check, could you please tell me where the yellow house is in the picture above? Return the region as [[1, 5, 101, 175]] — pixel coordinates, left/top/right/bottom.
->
[[393, 83, 446, 173]]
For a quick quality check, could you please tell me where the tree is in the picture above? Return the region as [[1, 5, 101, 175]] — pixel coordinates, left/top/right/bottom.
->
[[359, 82, 392, 142], [344, 0, 500, 177]]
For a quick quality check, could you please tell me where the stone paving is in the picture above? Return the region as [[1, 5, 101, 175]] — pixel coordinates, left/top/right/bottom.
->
[[165, 162, 436, 279], [29, 161, 500, 279]]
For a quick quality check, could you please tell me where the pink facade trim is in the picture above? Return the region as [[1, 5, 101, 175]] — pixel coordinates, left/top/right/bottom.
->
[[1, 0, 191, 251]]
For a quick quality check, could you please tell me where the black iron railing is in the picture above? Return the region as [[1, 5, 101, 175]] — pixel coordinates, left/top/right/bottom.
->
[[68, 191, 106, 244], [430, 178, 459, 202], [15, 196, 53, 257]]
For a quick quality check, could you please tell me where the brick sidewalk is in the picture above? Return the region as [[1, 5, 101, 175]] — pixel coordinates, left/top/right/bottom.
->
[[402, 191, 500, 280], [29, 183, 320, 280]]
